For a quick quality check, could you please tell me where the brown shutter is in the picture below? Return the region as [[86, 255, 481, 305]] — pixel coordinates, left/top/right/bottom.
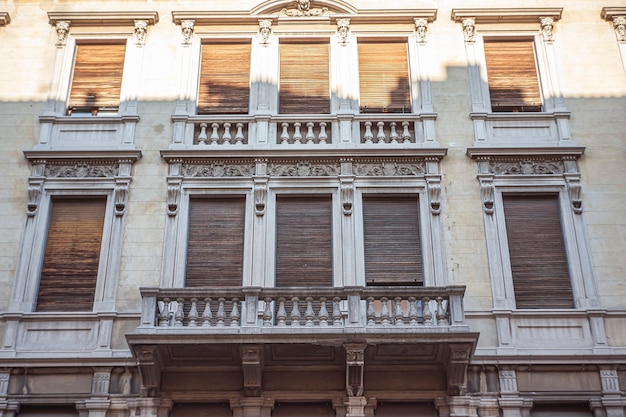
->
[[275, 196, 333, 287], [185, 197, 246, 287], [363, 196, 423, 286], [483, 39, 542, 112], [197, 41, 251, 114], [358, 40, 411, 113], [68, 43, 126, 115], [503, 194, 574, 309], [37, 198, 106, 312], [279, 40, 330, 114]]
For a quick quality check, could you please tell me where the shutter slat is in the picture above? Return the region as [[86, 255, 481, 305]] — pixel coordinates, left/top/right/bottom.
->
[[275, 196, 333, 287], [503, 194, 574, 309], [198, 42, 251, 114], [37, 198, 106, 312], [484, 39, 542, 112], [358, 41, 411, 113], [279, 41, 330, 114], [68, 43, 126, 113], [363, 196, 423, 286], [185, 198, 246, 287]]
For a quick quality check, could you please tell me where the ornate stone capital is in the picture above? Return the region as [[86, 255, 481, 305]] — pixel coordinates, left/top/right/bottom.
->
[[337, 19, 350, 46], [259, 19, 272, 45], [134, 20, 148, 45], [613, 16, 626, 42], [540, 17, 555, 42], [415, 18, 428, 44], [181, 19, 195, 45], [462, 18, 476, 43], [55, 21, 70, 46]]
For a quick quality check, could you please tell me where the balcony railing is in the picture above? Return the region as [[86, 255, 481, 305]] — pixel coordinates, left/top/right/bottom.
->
[[136, 286, 468, 333]]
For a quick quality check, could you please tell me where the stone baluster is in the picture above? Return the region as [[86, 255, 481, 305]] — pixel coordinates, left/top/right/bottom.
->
[[188, 298, 198, 327], [305, 297, 315, 326], [216, 298, 226, 327], [394, 296, 404, 326], [380, 297, 390, 325], [333, 297, 343, 326], [436, 296, 447, 326], [408, 297, 418, 326], [422, 297, 432, 325], [376, 122, 386, 143], [210, 123, 220, 145], [230, 298, 240, 327], [263, 297, 273, 326], [202, 298, 213, 327], [306, 122, 315, 144], [174, 298, 185, 327], [319, 297, 329, 326], [222, 123, 232, 145], [366, 297, 375, 325], [290, 297, 301, 326], [197, 123, 208, 145], [401, 121, 412, 143], [364, 122, 374, 144], [158, 298, 171, 327], [276, 297, 287, 326], [389, 122, 399, 144], [319, 122, 328, 144], [280, 123, 290, 144], [293, 122, 302, 144], [235, 123, 244, 145]]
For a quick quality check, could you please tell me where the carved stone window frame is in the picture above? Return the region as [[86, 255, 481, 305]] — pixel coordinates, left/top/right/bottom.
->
[[36, 11, 158, 150], [451, 9, 573, 147]]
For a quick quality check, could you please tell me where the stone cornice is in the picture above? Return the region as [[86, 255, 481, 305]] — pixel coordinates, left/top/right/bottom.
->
[[24, 149, 142, 162], [0, 12, 10, 26], [601, 7, 626, 20], [47, 11, 159, 27], [451, 8, 562, 24], [466, 147, 584, 159]]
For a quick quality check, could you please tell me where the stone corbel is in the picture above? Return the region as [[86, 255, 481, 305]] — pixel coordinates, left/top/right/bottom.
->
[[254, 180, 268, 216], [340, 181, 354, 216], [337, 19, 350, 46], [181, 20, 195, 45], [613, 16, 626, 42], [479, 178, 495, 215], [135, 345, 164, 398], [415, 18, 428, 44], [540, 17, 555, 42], [566, 176, 583, 214], [114, 181, 130, 216], [344, 343, 366, 397], [446, 344, 472, 396], [462, 18, 476, 43], [241, 345, 263, 397], [427, 177, 441, 215], [259, 20, 272, 46], [134, 20, 148, 46], [55, 20, 70, 46], [26, 180, 43, 217], [166, 181, 181, 217]]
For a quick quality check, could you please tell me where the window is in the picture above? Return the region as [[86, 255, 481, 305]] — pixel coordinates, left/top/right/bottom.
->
[[483, 38, 542, 112], [197, 41, 251, 114], [36, 197, 106, 312], [502, 194, 573, 308], [275, 195, 333, 287], [363, 196, 423, 286], [185, 197, 246, 287], [358, 40, 411, 113], [279, 40, 330, 114], [67, 42, 126, 116]]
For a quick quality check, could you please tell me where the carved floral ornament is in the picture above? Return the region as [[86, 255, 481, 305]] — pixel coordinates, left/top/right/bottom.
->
[[282, 0, 328, 16]]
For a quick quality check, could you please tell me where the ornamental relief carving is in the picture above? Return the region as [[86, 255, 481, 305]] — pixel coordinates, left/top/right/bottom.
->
[[182, 163, 255, 177], [45, 163, 119, 178], [488, 159, 565, 175], [282, 0, 328, 16], [355, 162, 426, 177], [268, 162, 340, 177]]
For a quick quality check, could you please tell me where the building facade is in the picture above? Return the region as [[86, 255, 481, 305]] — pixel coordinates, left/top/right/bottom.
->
[[0, 0, 625, 416]]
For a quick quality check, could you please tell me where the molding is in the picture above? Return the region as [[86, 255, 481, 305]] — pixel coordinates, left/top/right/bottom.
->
[[451, 8, 562, 24], [24, 150, 142, 162], [601, 7, 626, 20], [0, 12, 10, 26], [466, 147, 585, 159], [47, 11, 159, 27]]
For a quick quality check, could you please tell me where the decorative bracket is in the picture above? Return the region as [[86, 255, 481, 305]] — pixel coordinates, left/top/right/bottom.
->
[[27, 180, 43, 217], [462, 18, 476, 43], [337, 19, 350, 46], [613, 16, 626, 42], [55, 21, 70, 46], [134, 20, 148, 45], [446, 343, 472, 396], [254, 179, 268, 217], [427, 177, 441, 215], [479, 178, 495, 215], [566, 175, 583, 214], [540, 17, 555, 42], [166, 180, 181, 217], [345, 343, 366, 397], [415, 18, 428, 44], [114, 181, 130, 216], [241, 345, 263, 397], [259, 20, 272, 46]]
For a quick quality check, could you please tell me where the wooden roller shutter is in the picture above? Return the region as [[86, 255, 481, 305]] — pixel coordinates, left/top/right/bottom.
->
[[483, 39, 542, 112], [279, 40, 330, 114], [363, 196, 423, 286], [67, 43, 126, 115], [358, 40, 411, 113], [185, 197, 246, 287], [275, 196, 333, 287], [503, 194, 574, 309], [36, 198, 106, 312], [197, 41, 251, 114]]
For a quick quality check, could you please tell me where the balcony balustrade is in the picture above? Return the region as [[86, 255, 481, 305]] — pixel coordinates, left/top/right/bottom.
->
[[137, 286, 469, 333]]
